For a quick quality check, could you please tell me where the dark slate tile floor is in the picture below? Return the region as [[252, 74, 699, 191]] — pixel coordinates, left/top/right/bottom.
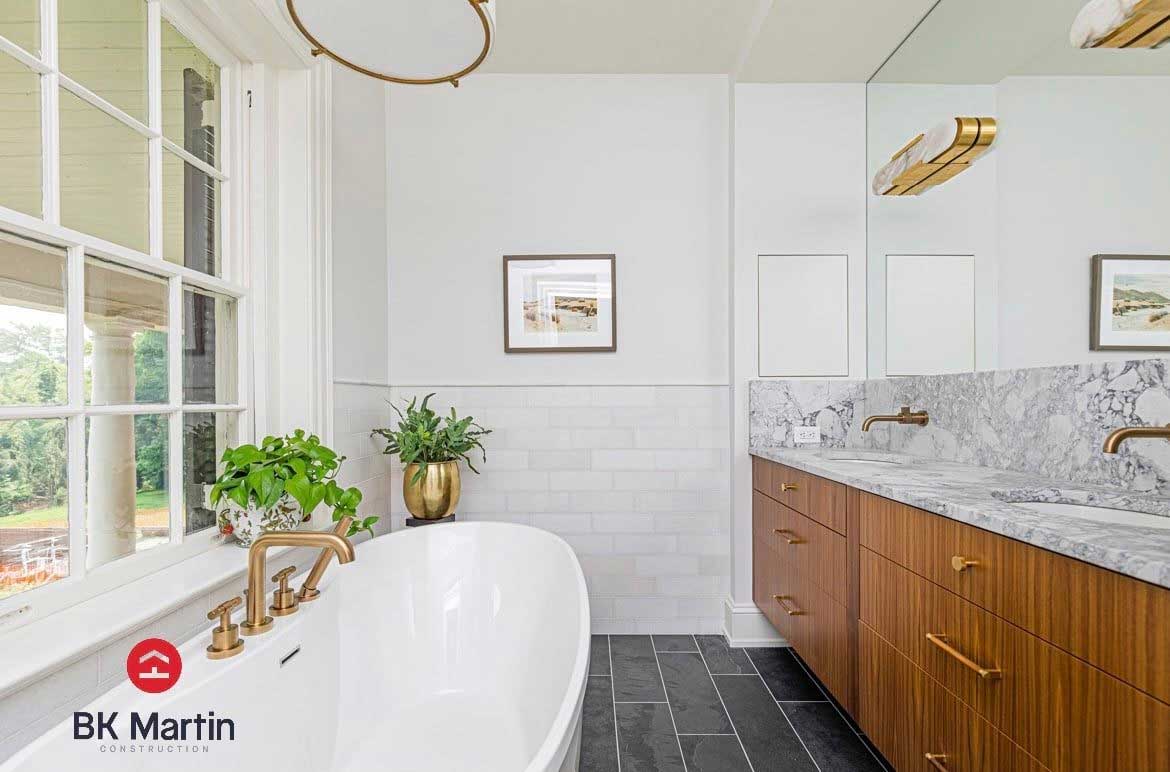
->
[[582, 635, 891, 772]]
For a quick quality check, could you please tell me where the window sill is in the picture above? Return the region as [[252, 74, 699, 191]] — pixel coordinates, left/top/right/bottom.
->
[[0, 540, 294, 700]]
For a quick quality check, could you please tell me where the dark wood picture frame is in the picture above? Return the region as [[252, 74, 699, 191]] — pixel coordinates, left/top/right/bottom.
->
[[503, 254, 617, 353], [1091, 254, 1170, 352]]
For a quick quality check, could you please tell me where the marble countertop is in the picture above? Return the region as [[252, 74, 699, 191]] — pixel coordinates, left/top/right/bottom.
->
[[750, 446, 1170, 589]]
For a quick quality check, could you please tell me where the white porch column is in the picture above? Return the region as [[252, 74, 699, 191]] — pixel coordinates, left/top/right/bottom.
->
[[86, 322, 138, 568]]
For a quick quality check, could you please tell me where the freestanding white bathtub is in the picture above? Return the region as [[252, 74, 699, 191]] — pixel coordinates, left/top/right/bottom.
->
[[2, 522, 591, 772]]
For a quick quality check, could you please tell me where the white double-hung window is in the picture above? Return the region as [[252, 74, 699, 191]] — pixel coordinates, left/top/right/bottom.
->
[[0, 0, 250, 617]]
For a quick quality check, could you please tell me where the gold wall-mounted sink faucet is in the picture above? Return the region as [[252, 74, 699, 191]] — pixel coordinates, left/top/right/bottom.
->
[[1102, 424, 1170, 454], [861, 406, 930, 432], [241, 528, 356, 636]]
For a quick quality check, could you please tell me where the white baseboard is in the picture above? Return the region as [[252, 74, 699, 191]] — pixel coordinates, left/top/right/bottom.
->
[[722, 598, 786, 648]]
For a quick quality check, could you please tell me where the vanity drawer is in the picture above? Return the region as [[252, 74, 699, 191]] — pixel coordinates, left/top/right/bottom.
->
[[765, 462, 809, 513], [861, 547, 1170, 771], [859, 491, 1170, 705], [759, 460, 848, 535], [860, 623, 1047, 772], [772, 497, 848, 604], [776, 554, 853, 709]]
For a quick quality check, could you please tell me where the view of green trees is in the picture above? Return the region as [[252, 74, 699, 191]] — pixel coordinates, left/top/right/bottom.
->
[[0, 320, 168, 519]]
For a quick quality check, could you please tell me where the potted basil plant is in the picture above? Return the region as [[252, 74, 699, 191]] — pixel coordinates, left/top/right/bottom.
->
[[372, 394, 491, 520], [210, 430, 378, 546]]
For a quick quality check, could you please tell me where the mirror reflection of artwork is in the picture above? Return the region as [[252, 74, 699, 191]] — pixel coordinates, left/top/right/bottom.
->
[[504, 255, 616, 352], [1092, 255, 1170, 351]]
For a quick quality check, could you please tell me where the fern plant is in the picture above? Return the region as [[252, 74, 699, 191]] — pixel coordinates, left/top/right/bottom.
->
[[372, 394, 491, 485]]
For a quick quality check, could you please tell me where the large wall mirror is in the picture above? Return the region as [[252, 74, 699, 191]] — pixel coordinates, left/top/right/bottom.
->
[[866, 0, 1170, 377]]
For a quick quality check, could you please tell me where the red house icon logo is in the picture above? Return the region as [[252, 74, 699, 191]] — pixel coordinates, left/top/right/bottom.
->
[[127, 638, 183, 693]]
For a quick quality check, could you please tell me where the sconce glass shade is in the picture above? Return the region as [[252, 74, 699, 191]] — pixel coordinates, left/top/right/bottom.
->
[[286, 0, 495, 86], [873, 117, 997, 197], [1071, 0, 1170, 49]]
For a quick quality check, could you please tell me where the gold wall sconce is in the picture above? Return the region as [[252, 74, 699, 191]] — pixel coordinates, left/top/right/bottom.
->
[[872, 117, 997, 197], [1071, 0, 1170, 49], [286, 0, 495, 88]]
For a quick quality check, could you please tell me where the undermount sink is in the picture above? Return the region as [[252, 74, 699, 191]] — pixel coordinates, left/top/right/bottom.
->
[[1010, 501, 1170, 530], [817, 450, 908, 466]]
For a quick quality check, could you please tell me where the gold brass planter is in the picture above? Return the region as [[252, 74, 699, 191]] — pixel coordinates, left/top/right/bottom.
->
[[403, 461, 462, 520]]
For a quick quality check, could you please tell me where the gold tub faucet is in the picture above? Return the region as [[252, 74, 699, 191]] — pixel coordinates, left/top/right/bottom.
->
[[1102, 424, 1170, 454], [298, 516, 355, 603], [240, 528, 356, 637], [861, 406, 929, 432]]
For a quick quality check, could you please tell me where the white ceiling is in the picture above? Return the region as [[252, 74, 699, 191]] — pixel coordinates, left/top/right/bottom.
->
[[480, 0, 939, 82], [479, 0, 762, 75], [738, 0, 940, 82], [873, 0, 1170, 82]]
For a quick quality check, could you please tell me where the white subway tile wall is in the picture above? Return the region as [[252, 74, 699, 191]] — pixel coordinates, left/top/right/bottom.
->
[[387, 385, 732, 635], [332, 382, 396, 531]]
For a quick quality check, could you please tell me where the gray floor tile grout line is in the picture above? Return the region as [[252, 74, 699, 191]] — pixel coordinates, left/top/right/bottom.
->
[[607, 635, 622, 772], [783, 649, 892, 772], [613, 701, 669, 704], [650, 637, 690, 772], [743, 648, 823, 772], [693, 635, 758, 772]]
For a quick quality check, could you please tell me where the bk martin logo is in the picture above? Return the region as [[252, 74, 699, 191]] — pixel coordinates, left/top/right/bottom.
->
[[126, 638, 182, 694], [73, 711, 236, 755]]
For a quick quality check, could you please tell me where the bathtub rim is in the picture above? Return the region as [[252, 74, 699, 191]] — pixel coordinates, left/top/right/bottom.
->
[[0, 523, 592, 772]]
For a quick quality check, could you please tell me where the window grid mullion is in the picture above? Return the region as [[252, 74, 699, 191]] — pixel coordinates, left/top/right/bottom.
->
[[147, 1, 163, 262], [40, 0, 59, 223], [65, 244, 86, 578], [167, 275, 184, 544]]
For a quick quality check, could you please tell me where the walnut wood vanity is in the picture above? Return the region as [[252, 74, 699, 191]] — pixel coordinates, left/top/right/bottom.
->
[[751, 454, 1170, 772]]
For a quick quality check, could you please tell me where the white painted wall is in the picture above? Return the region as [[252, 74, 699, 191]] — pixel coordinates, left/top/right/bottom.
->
[[865, 84, 998, 377], [330, 64, 393, 536], [386, 75, 730, 386], [331, 65, 389, 386], [730, 83, 866, 639], [996, 76, 1170, 369]]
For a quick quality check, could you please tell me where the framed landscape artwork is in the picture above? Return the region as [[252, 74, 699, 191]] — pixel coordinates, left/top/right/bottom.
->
[[1091, 255, 1170, 351], [503, 255, 616, 353]]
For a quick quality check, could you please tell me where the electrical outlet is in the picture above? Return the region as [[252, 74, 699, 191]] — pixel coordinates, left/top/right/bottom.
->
[[793, 426, 822, 444]]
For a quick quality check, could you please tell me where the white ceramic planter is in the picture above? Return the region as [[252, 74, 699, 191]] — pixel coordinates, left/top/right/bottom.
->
[[217, 492, 303, 547]]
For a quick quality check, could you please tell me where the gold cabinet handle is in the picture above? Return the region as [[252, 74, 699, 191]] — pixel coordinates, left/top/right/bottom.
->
[[925, 753, 949, 770], [951, 555, 979, 573], [780, 483, 799, 492], [773, 528, 803, 545], [926, 633, 1001, 680], [773, 594, 804, 616]]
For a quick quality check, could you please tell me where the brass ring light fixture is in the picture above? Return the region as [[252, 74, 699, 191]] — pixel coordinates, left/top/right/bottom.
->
[[285, 0, 495, 87]]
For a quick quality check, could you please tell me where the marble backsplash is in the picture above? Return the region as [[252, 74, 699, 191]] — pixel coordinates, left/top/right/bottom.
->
[[749, 358, 1170, 494]]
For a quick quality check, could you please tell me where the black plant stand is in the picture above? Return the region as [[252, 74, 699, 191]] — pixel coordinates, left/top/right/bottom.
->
[[405, 514, 457, 527]]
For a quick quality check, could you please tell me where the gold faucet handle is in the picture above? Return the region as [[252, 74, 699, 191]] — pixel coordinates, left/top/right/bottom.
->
[[269, 565, 300, 617], [206, 596, 245, 660], [209, 596, 242, 629], [271, 565, 297, 589]]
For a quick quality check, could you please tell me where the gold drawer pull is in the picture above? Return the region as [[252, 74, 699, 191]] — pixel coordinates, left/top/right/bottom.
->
[[925, 753, 949, 770], [951, 555, 979, 573], [926, 633, 1002, 680], [773, 528, 803, 545], [773, 594, 804, 616], [780, 483, 799, 492]]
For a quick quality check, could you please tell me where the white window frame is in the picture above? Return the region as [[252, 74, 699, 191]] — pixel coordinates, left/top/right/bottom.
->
[[0, 0, 254, 622]]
